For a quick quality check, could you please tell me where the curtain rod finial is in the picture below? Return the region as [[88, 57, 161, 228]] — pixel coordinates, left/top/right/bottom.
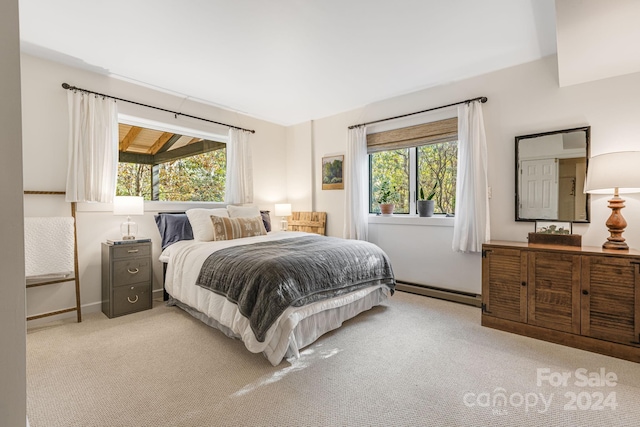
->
[[62, 83, 71, 89], [480, 97, 488, 103]]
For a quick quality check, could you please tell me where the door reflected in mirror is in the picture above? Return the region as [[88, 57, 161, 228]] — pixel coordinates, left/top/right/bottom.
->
[[516, 126, 590, 222]]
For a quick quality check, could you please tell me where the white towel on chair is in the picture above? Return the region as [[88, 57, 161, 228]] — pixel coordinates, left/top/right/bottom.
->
[[24, 217, 75, 278]]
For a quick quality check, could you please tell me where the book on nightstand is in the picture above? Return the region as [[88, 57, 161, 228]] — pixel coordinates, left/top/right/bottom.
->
[[106, 237, 151, 245]]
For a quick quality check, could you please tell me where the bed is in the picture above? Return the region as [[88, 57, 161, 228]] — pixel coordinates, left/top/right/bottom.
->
[[155, 208, 395, 365]]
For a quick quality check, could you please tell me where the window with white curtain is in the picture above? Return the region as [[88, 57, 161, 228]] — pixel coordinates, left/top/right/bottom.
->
[[116, 121, 227, 202], [368, 117, 458, 215]]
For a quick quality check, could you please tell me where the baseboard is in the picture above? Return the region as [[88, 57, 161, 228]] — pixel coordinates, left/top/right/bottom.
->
[[396, 281, 482, 307]]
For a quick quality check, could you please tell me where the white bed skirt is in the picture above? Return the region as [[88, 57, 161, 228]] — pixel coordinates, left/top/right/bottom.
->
[[169, 284, 390, 365], [163, 233, 393, 365]]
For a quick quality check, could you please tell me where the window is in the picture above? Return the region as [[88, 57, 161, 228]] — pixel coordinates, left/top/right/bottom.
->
[[368, 118, 458, 215], [116, 123, 226, 201], [370, 148, 410, 213], [417, 141, 457, 214]]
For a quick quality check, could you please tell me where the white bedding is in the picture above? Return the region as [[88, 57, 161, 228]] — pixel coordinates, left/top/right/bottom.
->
[[162, 231, 391, 365]]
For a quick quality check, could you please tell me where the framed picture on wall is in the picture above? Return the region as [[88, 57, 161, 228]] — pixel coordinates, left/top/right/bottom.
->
[[322, 155, 344, 190]]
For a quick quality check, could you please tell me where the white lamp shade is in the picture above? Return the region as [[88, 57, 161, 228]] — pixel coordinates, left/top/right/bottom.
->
[[113, 196, 144, 215], [585, 151, 640, 195], [274, 203, 292, 217]]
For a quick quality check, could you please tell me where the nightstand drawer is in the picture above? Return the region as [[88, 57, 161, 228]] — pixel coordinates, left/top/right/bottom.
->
[[112, 244, 151, 259], [113, 258, 150, 287], [112, 283, 151, 317]]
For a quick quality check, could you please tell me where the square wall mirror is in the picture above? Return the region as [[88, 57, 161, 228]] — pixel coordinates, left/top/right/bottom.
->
[[515, 126, 590, 223]]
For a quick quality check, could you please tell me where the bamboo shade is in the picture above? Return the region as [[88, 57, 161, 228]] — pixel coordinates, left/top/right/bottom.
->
[[366, 117, 458, 153]]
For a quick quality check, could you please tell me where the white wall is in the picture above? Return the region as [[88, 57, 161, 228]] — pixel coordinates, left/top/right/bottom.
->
[[285, 121, 313, 211], [1, 1, 27, 425], [296, 54, 640, 295], [22, 50, 640, 308], [20, 54, 288, 321], [556, 0, 640, 87]]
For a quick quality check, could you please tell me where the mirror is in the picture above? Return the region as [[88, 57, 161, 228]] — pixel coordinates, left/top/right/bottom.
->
[[516, 126, 590, 222]]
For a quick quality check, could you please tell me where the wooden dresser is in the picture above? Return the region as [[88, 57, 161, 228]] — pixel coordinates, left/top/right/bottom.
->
[[482, 240, 640, 362]]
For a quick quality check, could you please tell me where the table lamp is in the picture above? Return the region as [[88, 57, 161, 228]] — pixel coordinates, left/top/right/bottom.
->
[[113, 196, 144, 240], [584, 151, 640, 250], [274, 203, 292, 231]]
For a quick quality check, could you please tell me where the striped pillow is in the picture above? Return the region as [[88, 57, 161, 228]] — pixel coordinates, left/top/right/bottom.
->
[[210, 215, 267, 241]]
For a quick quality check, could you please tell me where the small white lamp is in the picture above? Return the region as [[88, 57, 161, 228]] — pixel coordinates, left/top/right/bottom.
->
[[274, 203, 292, 232], [584, 151, 640, 250], [114, 196, 144, 240]]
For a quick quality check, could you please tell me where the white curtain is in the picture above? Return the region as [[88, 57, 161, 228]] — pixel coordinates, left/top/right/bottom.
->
[[343, 126, 369, 240], [225, 128, 254, 204], [452, 100, 490, 252], [65, 90, 119, 203]]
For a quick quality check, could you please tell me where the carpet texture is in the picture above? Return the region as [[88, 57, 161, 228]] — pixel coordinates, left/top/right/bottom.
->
[[26, 291, 640, 426]]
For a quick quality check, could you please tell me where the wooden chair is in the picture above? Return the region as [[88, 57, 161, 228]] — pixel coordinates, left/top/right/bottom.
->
[[287, 212, 327, 235]]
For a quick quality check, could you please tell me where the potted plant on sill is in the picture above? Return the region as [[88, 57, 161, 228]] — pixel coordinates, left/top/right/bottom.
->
[[376, 181, 396, 215], [417, 181, 437, 217]]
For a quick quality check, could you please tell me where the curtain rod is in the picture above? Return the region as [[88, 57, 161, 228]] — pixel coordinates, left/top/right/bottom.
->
[[61, 83, 255, 134], [348, 96, 488, 129]]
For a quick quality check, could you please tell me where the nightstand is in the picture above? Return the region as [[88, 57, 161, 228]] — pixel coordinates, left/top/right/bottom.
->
[[101, 239, 152, 318]]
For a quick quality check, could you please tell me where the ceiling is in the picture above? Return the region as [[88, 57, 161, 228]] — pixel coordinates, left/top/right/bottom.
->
[[118, 124, 224, 164], [19, 0, 556, 125], [18, 1, 560, 126]]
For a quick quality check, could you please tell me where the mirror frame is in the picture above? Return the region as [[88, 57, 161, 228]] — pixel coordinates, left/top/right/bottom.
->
[[515, 126, 591, 223]]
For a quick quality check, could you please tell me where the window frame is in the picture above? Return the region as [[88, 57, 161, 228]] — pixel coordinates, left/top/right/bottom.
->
[[116, 115, 228, 203], [369, 140, 457, 215], [367, 117, 458, 216]]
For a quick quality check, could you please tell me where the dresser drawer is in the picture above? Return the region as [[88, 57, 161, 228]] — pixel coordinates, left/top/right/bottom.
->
[[102, 241, 153, 319], [112, 244, 151, 259], [113, 258, 151, 287], [112, 283, 151, 317]]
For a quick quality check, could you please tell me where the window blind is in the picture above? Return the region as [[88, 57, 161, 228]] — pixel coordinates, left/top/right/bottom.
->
[[366, 117, 458, 153]]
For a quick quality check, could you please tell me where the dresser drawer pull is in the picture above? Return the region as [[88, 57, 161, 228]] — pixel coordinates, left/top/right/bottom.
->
[[127, 249, 139, 253], [127, 268, 139, 274], [127, 295, 139, 304]]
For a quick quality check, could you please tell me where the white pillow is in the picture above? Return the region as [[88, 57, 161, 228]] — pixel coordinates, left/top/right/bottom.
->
[[186, 208, 229, 241], [227, 205, 261, 218]]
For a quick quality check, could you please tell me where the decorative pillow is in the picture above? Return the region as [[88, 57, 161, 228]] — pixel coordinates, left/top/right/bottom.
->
[[227, 205, 261, 218], [210, 215, 267, 241], [154, 213, 194, 250], [186, 208, 230, 241], [260, 210, 272, 232]]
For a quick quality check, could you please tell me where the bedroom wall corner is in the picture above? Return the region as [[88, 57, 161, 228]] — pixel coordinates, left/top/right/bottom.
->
[[310, 112, 363, 238], [285, 121, 313, 211], [0, 0, 27, 425]]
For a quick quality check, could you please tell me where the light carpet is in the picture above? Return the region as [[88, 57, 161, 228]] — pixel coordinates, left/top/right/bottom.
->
[[26, 291, 640, 426]]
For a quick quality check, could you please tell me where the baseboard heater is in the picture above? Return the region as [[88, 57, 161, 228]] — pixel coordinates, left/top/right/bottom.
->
[[395, 281, 482, 307]]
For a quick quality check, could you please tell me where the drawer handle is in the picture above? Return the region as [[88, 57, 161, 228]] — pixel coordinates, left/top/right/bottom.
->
[[127, 249, 139, 253], [127, 268, 139, 274], [127, 295, 139, 304]]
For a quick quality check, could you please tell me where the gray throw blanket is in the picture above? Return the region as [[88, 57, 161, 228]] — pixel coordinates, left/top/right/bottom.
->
[[195, 235, 395, 342]]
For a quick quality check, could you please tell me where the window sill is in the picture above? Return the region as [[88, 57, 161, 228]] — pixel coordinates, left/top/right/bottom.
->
[[76, 200, 226, 213], [368, 214, 454, 227]]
